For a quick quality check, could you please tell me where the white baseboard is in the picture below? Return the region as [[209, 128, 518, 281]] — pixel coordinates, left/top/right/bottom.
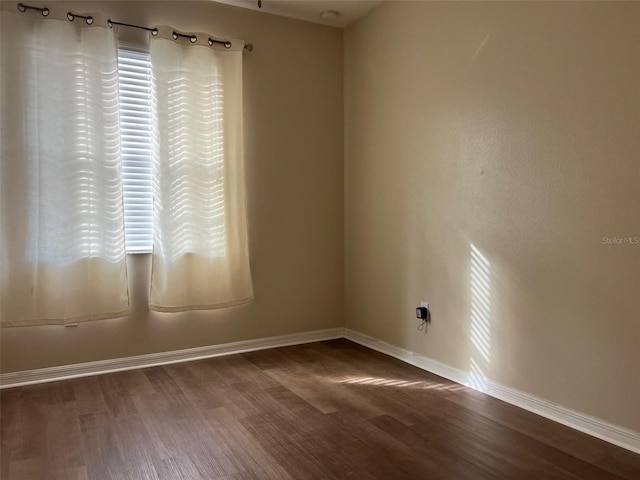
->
[[0, 327, 345, 389], [344, 328, 640, 455]]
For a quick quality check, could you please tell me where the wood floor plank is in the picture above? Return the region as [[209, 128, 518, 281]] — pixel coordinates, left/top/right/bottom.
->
[[8, 386, 50, 464], [1, 339, 638, 480], [203, 406, 296, 480], [110, 415, 161, 480], [71, 376, 109, 417], [162, 364, 224, 411], [594, 449, 640, 480], [7, 458, 46, 480], [0, 388, 22, 478], [78, 411, 128, 480], [369, 414, 496, 480], [156, 456, 202, 480], [239, 415, 342, 480], [44, 400, 85, 477], [446, 387, 620, 462], [318, 409, 448, 480], [97, 374, 140, 419], [133, 388, 241, 478]]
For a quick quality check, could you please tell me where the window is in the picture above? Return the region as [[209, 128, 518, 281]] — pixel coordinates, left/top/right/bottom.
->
[[118, 45, 154, 253], [2, 14, 253, 324]]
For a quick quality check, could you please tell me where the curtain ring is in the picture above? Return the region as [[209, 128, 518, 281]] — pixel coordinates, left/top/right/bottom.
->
[[173, 31, 198, 43], [208, 38, 233, 49], [67, 12, 94, 25], [17, 3, 49, 16]]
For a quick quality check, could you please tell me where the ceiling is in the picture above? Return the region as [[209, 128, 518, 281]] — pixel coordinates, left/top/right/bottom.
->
[[212, 0, 383, 28]]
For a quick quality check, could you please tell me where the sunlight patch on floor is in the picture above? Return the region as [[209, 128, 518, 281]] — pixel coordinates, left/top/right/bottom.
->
[[335, 376, 466, 392]]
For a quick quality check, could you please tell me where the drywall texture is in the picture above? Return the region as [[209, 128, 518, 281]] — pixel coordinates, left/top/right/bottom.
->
[[0, 1, 344, 372], [344, 1, 640, 431]]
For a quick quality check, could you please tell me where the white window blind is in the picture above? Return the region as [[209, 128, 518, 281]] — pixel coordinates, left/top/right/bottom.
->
[[118, 45, 153, 253]]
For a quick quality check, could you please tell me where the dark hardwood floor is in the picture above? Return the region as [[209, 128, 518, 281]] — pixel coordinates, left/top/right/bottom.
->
[[1, 339, 639, 479]]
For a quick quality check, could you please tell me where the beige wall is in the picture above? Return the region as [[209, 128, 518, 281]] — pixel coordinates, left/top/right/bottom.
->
[[0, 1, 344, 372], [344, 1, 640, 431]]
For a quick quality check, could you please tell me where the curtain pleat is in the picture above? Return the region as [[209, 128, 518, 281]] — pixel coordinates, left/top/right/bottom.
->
[[0, 12, 130, 326], [149, 34, 253, 311]]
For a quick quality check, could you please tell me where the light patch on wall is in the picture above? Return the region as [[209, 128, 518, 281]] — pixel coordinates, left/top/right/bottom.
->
[[469, 243, 492, 391], [471, 34, 490, 61]]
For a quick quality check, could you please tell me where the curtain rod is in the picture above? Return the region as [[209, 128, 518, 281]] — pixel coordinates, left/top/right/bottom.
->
[[16, 3, 254, 52], [107, 19, 159, 36]]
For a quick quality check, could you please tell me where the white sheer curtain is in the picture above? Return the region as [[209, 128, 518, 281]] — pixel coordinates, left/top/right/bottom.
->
[[149, 30, 253, 311], [0, 12, 129, 326]]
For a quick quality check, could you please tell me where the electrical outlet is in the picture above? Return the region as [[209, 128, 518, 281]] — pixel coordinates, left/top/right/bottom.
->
[[416, 301, 431, 323]]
